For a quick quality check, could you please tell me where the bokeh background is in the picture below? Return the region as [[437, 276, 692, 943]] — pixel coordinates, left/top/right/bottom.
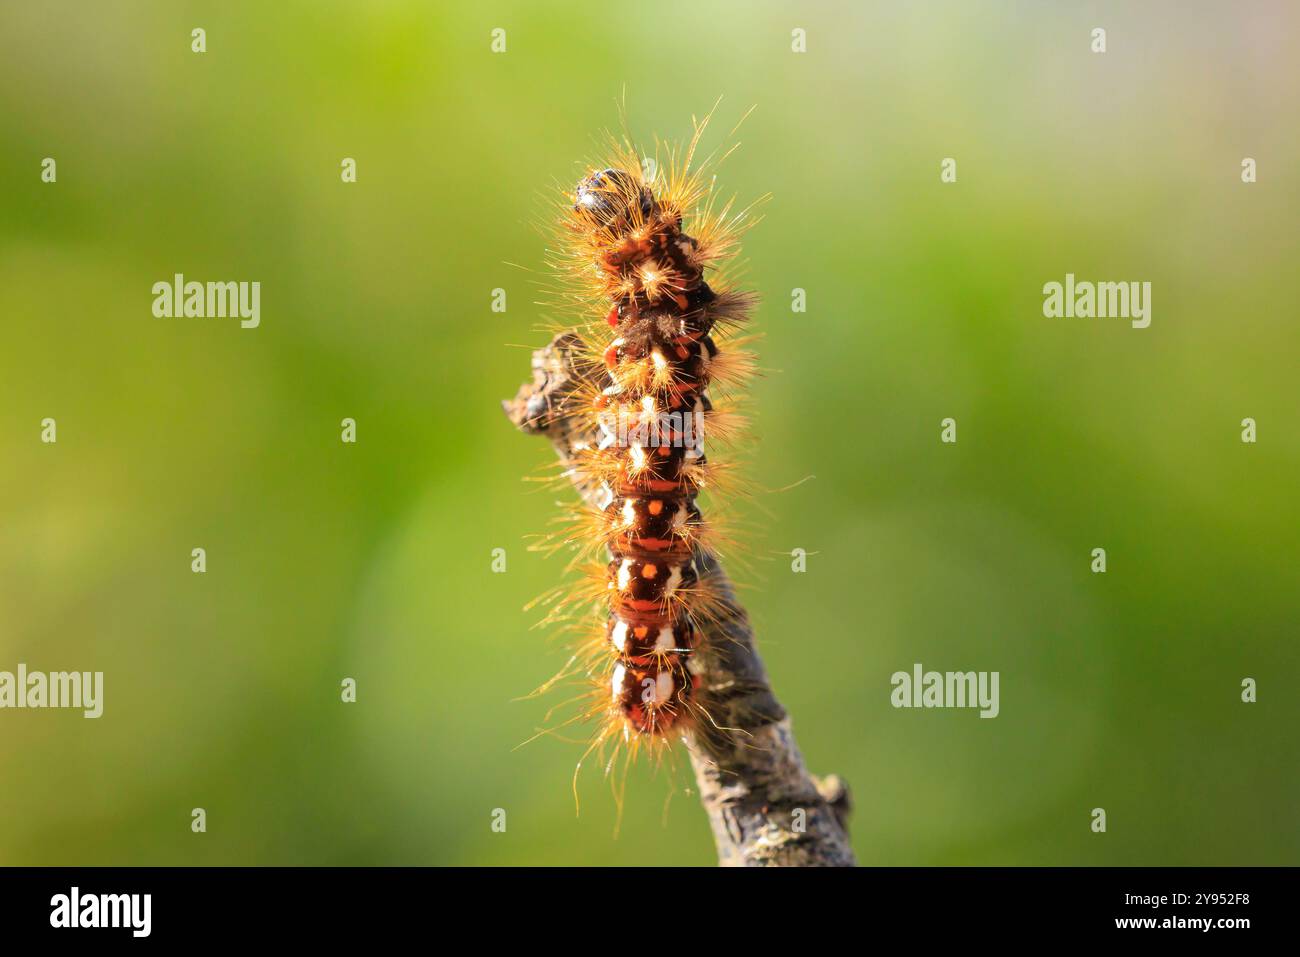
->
[[1, 0, 1296, 866]]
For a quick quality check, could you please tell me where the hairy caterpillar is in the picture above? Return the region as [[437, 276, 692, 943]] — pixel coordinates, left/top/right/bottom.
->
[[517, 111, 763, 803]]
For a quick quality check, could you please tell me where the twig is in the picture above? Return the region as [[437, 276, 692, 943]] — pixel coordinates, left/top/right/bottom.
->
[[504, 332, 856, 867]]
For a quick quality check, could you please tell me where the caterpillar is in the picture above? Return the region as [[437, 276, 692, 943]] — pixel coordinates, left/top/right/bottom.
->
[[518, 111, 763, 802]]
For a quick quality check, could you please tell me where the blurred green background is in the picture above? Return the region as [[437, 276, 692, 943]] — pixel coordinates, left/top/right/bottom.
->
[[2, 1, 1296, 866]]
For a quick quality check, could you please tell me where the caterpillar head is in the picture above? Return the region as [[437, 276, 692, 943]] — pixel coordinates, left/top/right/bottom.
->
[[574, 168, 654, 230]]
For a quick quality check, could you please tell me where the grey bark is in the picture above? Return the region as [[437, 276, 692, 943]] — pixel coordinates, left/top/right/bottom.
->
[[504, 332, 856, 867]]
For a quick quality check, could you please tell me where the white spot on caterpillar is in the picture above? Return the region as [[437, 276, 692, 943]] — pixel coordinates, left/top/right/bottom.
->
[[670, 503, 688, 529], [611, 664, 627, 701], [654, 627, 674, 652], [622, 499, 636, 526], [664, 564, 683, 597], [611, 620, 629, 653], [616, 559, 633, 591], [655, 670, 674, 702]]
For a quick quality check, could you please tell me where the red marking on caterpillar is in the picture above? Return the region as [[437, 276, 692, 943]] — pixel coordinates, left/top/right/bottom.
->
[[519, 107, 764, 809]]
